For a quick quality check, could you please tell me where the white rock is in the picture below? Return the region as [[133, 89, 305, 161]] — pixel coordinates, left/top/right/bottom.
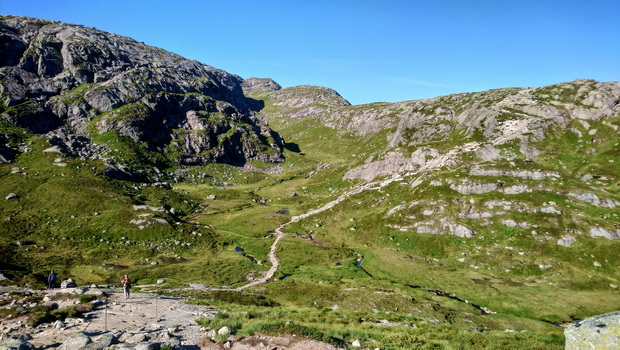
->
[[352, 339, 362, 347], [540, 207, 562, 215], [590, 227, 620, 240], [218, 326, 231, 336], [557, 235, 577, 247]]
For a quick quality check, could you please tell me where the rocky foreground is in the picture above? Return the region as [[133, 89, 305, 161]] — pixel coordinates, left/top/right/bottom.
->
[[2, 285, 619, 349], [0, 286, 342, 350]]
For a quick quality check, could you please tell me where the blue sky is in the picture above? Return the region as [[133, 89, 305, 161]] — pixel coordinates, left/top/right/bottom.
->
[[2, 1, 619, 105]]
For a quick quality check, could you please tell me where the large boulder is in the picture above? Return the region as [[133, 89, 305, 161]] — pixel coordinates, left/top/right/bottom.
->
[[565, 311, 620, 350], [0, 333, 35, 350], [60, 278, 77, 288], [80, 333, 117, 350], [58, 332, 91, 350]]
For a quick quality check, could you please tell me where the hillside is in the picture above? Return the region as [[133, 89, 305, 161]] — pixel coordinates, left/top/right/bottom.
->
[[1, 16, 620, 349]]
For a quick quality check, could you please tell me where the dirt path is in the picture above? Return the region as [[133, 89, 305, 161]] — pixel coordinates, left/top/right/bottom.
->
[[0, 286, 345, 349], [238, 174, 405, 289], [18, 289, 214, 348]]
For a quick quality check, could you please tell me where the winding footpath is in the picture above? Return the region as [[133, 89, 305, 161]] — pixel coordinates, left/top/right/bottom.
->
[[239, 174, 403, 289], [236, 172, 495, 315]]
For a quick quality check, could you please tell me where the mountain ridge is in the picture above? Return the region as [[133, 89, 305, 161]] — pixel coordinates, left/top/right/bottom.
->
[[0, 15, 284, 181]]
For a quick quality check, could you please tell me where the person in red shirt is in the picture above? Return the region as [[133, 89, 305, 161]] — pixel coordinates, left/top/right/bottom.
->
[[121, 275, 131, 298]]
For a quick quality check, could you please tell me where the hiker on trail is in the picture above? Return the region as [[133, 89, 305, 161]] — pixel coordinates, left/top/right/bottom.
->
[[121, 275, 131, 298], [47, 270, 56, 289]]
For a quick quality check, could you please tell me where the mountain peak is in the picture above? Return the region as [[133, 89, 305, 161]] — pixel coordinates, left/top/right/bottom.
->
[[0, 16, 284, 179]]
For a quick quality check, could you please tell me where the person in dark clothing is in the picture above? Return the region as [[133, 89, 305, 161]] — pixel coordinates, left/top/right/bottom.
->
[[48, 270, 56, 289]]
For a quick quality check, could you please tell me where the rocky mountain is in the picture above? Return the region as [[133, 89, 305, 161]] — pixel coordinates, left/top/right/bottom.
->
[[249, 78, 620, 180], [249, 78, 620, 242], [0, 16, 284, 181], [1, 16, 620, 350]]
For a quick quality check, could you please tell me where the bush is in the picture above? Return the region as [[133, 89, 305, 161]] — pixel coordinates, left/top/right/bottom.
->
[[29, 311, 55, 327], [77, 294, 96, 304]]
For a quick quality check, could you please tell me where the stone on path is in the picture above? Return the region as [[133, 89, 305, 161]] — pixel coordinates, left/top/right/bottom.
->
[[565, 311, 620, 350], [58, 332, 91, 350], [0, 333, 35, 349], [60, 279, 77, 288], [80, 333, 117, 350]]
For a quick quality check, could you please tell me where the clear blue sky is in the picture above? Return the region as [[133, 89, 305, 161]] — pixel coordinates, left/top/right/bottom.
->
[[2, 0, 619, 105]]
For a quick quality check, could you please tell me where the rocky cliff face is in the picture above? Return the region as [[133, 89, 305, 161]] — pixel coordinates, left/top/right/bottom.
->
[[0, 16, 284, 179]]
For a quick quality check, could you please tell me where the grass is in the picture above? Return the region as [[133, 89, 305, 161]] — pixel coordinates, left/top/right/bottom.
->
[[191, 301, 563, 349], [1, 80, 619, 348]]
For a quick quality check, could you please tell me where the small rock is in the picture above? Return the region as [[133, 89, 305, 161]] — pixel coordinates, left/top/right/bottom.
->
[[156, 279, 165, 284], [5, 193, 18, 200], [127, 333, 148, 343], [134, 342, 160, 350], [593, 261, 602, 267], [218, 326, 231, 336], [557, 235, 577, 247], [162, 339, 182, 349], [352, 339, 362, 347]]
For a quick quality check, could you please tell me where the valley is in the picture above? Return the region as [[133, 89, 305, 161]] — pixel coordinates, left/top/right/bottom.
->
[[1, 16, 619, 349]]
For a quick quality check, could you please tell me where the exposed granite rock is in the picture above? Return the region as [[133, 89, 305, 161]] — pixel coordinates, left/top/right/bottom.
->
[[58, 332, 91, 350], [590, 228, 620, 240], [450, 182, 500, 195], [0, 15, 284, 180], [565, 311, 620, 350], [568, 192, 620, 208], [557, 235, 577, 247], [469, 167, 560, 180], [241, 77, 282, 94], [0, 333, 34, 349]]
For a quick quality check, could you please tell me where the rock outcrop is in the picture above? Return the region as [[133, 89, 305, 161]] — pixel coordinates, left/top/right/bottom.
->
[[0, 16, 284, 178], [565, 311, 620, 350]]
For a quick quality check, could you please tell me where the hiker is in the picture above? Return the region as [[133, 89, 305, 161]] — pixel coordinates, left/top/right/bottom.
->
[[48, 270, 56, 289], [121, 274, 131, 298]]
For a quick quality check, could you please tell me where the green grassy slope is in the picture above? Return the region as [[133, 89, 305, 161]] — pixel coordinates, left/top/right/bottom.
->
[[2, 81, 619, 349]]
